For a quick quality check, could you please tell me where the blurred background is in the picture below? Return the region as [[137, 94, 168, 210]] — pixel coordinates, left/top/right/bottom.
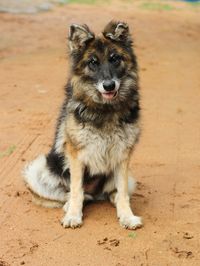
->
[[0, 0, 200, 14]]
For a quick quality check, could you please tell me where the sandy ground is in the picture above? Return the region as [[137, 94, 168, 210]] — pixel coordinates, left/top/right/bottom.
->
[[0, 1, 200, 265]]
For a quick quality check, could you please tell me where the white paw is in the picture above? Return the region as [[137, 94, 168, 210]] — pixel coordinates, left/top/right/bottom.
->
[[119, 215, 142, 230], [61, 213, 83, 228]]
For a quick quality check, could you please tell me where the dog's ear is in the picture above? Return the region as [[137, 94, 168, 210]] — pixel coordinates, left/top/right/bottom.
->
[[103, 21, 132, 45], [68, 24, 94, 52]]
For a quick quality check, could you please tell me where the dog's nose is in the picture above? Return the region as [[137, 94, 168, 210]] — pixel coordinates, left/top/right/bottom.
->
[[103, 80, 116, 91]]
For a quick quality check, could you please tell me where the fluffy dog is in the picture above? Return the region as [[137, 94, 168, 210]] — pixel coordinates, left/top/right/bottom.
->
[[24, 21, 142, 229]]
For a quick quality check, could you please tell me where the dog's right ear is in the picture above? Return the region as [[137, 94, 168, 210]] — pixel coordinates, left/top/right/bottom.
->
[[68, 24, 94, 52]]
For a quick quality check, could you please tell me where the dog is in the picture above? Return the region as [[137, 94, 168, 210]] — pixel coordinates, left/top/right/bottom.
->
[[23, 21, 142, 230]]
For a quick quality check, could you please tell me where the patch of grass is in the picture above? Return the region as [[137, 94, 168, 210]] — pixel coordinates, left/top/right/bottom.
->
[[0, 145, 16, 159], [140, 2, 174, 11], [128, 232, 137, 239], [189, 1, 200, 7]]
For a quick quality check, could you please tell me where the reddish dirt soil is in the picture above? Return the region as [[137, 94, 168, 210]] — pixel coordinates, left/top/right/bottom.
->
[[0, 1, 200, 265]]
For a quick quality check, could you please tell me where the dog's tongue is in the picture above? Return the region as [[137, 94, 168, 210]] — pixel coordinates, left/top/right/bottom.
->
[[102, 91, 116, 100]]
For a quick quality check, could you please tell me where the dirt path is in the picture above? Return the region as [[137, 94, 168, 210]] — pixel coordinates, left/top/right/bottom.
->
[[0, 1, 200, 265]]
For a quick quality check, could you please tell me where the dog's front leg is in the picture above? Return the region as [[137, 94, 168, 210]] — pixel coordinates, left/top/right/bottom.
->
[[115, 160, 142, 230], [61, 155, 84, 228]]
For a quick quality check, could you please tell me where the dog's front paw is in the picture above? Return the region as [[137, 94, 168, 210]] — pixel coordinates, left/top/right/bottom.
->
[[119, 215, 142, 230], [61, 213, 83, 229]]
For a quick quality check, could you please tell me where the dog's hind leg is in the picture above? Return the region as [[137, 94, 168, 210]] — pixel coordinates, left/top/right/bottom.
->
[[23, 155, 69, 208]]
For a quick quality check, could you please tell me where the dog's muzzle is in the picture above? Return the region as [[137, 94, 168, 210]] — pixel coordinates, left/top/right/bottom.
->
[[97, 79, 120, 100]]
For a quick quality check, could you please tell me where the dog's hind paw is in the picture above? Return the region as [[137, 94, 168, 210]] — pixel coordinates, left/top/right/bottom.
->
[[61, 213, 83, 229], [119, 215, 142, 230]]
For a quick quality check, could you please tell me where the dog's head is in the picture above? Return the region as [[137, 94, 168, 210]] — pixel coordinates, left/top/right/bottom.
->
[[68, 21, 138, 105]]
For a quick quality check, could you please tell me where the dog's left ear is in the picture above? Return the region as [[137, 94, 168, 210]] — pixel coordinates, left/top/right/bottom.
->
[[103, 21, 132, 45], [68, 24, 94, 52]]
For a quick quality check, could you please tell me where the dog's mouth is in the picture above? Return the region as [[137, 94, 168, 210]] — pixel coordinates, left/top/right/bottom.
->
[[101, 90, 118, 100]]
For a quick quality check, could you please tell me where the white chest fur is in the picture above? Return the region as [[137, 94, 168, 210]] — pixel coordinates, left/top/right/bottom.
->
[[67, 117, 140, 175]]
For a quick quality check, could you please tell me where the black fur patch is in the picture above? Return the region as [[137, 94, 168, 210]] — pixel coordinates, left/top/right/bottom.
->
[[92, 38, 106, 53], [120, 103, 140, 124], [46, 152, 70, 179], [64, 82, 73, 99], [74, 102, 115, 128]]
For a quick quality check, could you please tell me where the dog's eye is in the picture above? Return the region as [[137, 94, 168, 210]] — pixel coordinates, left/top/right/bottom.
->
[[109, 54, 121, 66], [88, 58, 99, 71]]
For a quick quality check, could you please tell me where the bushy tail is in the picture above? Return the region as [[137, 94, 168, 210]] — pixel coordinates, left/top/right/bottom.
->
[[23, 155, 69, 208]]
